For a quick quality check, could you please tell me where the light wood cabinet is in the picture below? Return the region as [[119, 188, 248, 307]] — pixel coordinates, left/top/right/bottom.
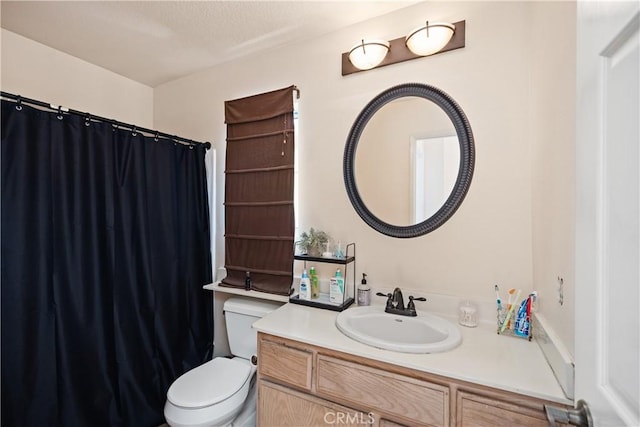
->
[[257, 333, 567, 427], [316, 354, 448, 426], [378, 420, 408, 427], [259, 338, 313, 391], [259, 381, 371, 427], [455, 390, 562, 427]]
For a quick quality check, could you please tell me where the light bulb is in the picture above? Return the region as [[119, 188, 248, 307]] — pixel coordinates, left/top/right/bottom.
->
[[406, 22, 455, 56], [348, 39, 390, 70]]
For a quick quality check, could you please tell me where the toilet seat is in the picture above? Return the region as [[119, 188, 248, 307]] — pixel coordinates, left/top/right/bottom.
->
[[167, 358, 251, 409]]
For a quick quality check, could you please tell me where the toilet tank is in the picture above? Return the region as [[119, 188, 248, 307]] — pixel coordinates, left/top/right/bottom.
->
[[223, 297, 282, 359]]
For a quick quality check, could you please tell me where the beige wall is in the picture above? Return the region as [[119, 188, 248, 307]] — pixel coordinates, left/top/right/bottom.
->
[[1, 29, 153, 127], [529, 2, 576, 355], [155, 2, 576, 358], [154, 2, 551, 306], [1, 1, 577, 358]]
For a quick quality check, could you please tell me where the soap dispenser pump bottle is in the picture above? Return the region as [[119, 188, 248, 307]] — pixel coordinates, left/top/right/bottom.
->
[[309, 266, 319, 299], [357, 273, 371, 306]]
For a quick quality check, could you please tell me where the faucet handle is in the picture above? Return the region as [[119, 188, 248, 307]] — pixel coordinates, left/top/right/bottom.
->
[[376, 292, 394, 309], [407, 296, 427, 312]]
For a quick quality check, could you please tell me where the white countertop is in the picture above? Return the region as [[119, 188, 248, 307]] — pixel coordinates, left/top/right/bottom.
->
[[253, 302, 572, 405]]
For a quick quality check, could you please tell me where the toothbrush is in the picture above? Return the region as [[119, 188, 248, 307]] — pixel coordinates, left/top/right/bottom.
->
[[500, 289, 521, 333], [506, 288, 516, 328], [529, 291, 538, 309], [527, 291, 538, 317], [507, 288, 516, 306], [494, 285, 502, 310]]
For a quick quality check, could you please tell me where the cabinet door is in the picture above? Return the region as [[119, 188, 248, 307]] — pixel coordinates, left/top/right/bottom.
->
[[379, 419, 409, 427], [258, 380, 373, 427], [456, 390, 554, 427]]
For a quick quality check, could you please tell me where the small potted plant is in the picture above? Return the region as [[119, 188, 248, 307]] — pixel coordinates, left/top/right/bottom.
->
[[297, 228, 330, 257]]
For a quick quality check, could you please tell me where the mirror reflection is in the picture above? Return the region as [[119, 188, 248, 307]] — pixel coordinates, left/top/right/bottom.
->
[[355, 97, 460, 226]]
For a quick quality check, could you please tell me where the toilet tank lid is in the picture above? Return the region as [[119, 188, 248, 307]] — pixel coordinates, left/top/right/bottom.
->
[[223, 297, 282, 318], [167, 358, 251, 409]]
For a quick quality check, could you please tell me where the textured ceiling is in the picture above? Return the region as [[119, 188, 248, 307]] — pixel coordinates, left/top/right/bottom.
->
[[1, 1, 416, 87]]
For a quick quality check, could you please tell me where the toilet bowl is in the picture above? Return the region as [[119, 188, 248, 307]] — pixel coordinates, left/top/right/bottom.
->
[[164, 297, 282, 427], [164, 357, 254, 427], [230, 376, 258, 427]]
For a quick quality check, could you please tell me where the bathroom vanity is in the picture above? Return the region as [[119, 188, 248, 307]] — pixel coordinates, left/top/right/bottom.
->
[[253, 303, 571, 426]]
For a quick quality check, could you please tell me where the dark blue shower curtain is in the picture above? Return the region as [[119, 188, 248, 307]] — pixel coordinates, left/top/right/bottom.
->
[[1, 100, 213, 426]]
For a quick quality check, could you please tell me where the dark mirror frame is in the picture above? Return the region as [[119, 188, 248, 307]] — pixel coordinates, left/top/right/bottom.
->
[[343, 83, 475, 238]]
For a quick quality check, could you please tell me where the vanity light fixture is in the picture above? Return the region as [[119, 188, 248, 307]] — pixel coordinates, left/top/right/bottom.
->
[[348, 39, 390, 71], [341, 20, 465, 76], [405, 21, 456, 56]]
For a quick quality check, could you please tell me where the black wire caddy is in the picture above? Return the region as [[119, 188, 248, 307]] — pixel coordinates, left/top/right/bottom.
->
[[289, 243, 355, 312]]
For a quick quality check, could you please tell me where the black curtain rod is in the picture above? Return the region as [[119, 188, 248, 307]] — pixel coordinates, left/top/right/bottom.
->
[[1, 91, 211, 150]]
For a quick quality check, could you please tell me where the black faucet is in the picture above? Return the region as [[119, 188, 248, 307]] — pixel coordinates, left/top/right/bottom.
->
[[376, 288, 427, 317], [392, 287, 405, 310]]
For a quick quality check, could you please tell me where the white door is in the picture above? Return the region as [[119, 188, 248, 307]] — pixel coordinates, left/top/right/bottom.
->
[[575, 1, 639, 426]]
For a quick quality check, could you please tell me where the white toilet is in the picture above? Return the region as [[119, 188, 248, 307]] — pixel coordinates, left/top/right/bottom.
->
[[164, 297, 282, 427]]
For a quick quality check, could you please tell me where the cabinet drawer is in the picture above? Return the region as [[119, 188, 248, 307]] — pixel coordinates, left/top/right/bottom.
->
[[259, 381, 373, 427], [456, 391, 551, 427], [316, 355, 449, 426], [259, 337, 313, 391]]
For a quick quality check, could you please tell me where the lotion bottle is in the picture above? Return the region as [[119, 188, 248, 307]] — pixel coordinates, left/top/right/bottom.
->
[[330, 269, 344, 304], [299, 269, 311, 301], [357, 273, 371, 306]]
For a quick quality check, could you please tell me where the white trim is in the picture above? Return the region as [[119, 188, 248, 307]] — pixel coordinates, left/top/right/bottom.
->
[[533, 313, 574, 399]]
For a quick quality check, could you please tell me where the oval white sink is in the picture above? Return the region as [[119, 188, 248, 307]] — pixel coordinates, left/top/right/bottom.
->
[[336, 306, 462, 354]]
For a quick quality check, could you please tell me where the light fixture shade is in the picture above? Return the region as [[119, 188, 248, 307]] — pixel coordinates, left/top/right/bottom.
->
[[406, 22, 455, 56], [348, 39, 390, 70]]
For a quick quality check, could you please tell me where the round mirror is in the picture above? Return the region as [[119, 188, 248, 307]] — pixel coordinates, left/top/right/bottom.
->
[[344, 83, 474, 238]]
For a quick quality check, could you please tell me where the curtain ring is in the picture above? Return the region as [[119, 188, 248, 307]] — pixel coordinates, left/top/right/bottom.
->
[[131, 126, 137, 137], [154, 131, 159, 142], [57, 106, 63, 120], [85, 113, 91, 126], [15, 96, 23, 111]]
